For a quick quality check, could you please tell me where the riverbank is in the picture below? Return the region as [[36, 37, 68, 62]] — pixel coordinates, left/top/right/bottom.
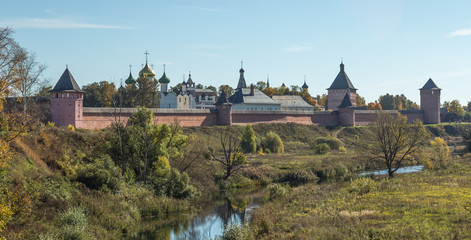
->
[[1, 122, 470, 239], [248, 154, 471, 239]]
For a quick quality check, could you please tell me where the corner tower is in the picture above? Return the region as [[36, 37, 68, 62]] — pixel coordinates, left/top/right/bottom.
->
[[327, 61, 357, 110], [50, 66, 84, 128], [420, 78, 441, 124]]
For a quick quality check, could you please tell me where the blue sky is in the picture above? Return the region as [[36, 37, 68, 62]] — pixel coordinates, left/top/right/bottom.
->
[[1, 0, 471, 105]]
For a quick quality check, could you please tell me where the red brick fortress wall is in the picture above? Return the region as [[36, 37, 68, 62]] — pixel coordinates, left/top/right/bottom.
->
[[81, 108, 217, 129]]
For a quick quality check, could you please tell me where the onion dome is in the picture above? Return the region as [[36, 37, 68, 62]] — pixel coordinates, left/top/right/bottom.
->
[[125, 72, 136, 85], [139, 63, 156, 78], [302, 80, 308, 89], [187, 73, 194, 85], [159, 72, 170, 84]]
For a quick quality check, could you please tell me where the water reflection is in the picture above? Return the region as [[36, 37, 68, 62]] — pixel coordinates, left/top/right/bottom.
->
[[132, 191, 262, 240], [359, 165, 424, 176]]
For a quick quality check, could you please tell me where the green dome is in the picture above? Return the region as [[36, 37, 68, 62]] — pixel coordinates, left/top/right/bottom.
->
[[125, 72, 136, 85], [159, 72, 170, 84]]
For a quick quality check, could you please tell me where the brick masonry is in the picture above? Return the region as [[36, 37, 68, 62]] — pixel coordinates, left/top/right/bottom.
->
[[50, 84, 440, 129]]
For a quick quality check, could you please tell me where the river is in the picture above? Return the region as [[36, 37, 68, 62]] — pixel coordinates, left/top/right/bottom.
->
[[359, 165, 424, 176], [132, 190, 264, 240]]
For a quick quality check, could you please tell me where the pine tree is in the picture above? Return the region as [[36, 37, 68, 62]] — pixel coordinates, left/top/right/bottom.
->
[[240, 124, 256, 153]]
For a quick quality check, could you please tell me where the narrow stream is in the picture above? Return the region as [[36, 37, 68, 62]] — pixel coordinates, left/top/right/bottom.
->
[[359, 165, 424, 176], [132, 190, 264, 240]]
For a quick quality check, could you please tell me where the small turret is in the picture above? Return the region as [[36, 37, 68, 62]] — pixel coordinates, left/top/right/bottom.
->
[[237, 61, 247, 89]]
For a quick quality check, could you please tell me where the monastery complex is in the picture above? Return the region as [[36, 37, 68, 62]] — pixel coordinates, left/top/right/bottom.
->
[[49, 60, 441, 129]]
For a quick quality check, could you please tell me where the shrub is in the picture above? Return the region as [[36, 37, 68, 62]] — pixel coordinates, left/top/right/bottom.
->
[[151, 158, 198, 199], [339, 146, 347, 152], [277, 170, 318, 186], [59, 207, 88, 240], [430, 137, 450, 169], [216, 223, 253, 240], [67, 124, 75, 131], [261, 131, 284, 153], [348, 177, 376, 195], [47, 121, 55, 127], [75, 155, 122, 192], [311, 137, 344, 150], [264, 183, 289, 201], [313, 143, 330, 154], [240, 124, 257, 154]]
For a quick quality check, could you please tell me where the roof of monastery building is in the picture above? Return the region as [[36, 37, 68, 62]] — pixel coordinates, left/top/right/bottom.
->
[[271, 95, 314, 109], [50, 67, 84, 92]]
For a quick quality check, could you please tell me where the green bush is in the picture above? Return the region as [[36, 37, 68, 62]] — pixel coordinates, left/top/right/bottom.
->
[[240, 124, 257, 154], [59, 207, 89, 240], [264, 183, 289, 201], [348, 177, 376, 195], [216, 223, 253, 240], [261, 131, 284, 153], [151, 159, 198, 199], [313, 143, 330, 154], [311, 137, 344, 150], [75, 155, 123, 192], [277, 170, 318, 186]]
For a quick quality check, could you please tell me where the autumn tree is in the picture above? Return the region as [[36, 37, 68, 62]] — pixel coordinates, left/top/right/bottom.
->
[[366, 102, 382, 110], [367, 112, 429, 177], [135, 77, 159, 108], [208, 130, 247, 180], [255, 81, 266, 90], [218, 85, 234, 97], [378, 94, 419, 110], [240, 124, 256, 153], [0, 27, 36, 236], [356, 94, 366, 106], [82, 81, 117, 107], [443, 100, 465, 117], [316, 94, 328, 108], [13, 52, 46, 113]]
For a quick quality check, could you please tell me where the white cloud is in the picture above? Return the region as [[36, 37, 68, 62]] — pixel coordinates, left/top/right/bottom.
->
[[283, 45, 313, 52], [1, 18, 128, 29], [446, 28, 471, 37]]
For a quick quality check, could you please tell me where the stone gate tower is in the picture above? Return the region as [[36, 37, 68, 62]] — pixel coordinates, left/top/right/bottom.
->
[[50, 67, 84, 128], [327, 62, 357, 110], [420, 78, 441, 124]]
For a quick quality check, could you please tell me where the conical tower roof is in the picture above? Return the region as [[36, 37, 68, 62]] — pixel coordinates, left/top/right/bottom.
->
[[50, 67, 83, 92], [420, 78, 440, 90], [338, 92, 353, 108], [237, 61, 247, 89], [216, 90, 230, 105], [328, 62, 356, 90]]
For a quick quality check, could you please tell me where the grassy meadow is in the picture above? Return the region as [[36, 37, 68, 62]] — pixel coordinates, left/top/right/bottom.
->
[[1, 122, 471, 239]]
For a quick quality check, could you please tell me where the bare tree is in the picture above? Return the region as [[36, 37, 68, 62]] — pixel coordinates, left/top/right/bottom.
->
[[368, 112, 429, 177], [14, 52, 46, 113], [208, 130, 247, 180], [0, 27, 27, 107]]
